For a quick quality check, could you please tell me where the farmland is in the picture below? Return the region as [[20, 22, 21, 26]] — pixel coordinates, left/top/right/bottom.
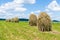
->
[[0, 21, 60, 40]]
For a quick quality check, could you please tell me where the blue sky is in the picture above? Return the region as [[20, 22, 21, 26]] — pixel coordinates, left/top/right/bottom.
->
[[0, 0, 60, 21]]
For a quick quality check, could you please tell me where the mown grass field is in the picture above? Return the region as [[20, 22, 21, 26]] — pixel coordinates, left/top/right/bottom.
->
[[0, 21, 60, 40]]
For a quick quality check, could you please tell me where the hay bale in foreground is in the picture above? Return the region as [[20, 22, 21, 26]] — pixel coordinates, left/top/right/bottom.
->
[[37, 12, 52, 32]]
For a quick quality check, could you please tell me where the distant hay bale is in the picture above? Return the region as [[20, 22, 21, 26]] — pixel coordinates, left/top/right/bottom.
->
[[6, 17, 19, 23], [37, 12, 52, 32], [6, 19, 11, 22], [13, 17, 19, 23], [11, 18, 14, 22], [29, 13, 37, 26]]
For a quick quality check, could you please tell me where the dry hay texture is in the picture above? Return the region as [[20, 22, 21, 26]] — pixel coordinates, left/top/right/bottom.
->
[[37, 12, 52, 32], [11, 17, 19, 23], [29, 14, 37, 26], [6, 19, 11, 22], [6, 17, 19, 23]]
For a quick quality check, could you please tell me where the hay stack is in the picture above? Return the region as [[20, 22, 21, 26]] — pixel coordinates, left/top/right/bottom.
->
[[13, 17, 19, 22], [6, 19, 11, 22], [29, 13, 37, 26], [6, 17, 19, 23], [37, 12, 52, 31]]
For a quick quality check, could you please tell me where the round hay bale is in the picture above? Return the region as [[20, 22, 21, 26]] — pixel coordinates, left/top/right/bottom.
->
[[29, 13, 37, 26], [6, 19, 11, 22], [13, 17, 19, 23], [37, 12, 52, 32], [11, 18, 14, 22]]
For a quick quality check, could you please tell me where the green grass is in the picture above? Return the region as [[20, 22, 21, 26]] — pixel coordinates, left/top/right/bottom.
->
[[0, 21, 60, 40], [52, 22, 60, 31]]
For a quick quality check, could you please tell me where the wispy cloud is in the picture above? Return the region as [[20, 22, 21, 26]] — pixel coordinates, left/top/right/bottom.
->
[[0, 0, 36, 19], [47, 0, 60, 11]]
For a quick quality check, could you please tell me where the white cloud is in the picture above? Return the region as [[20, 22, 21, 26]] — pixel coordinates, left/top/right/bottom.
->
[[25, 0, 36, 4], [0, 0, 36, 18], [34, 10, 40, 13], [30, 10, 41, 18], [31, 10, 40, 14], [47, 0, 60, 11], [0, 1, 26, 13], [30, 12, 34, 14], [15, 7, 27, 12], [45, 9, 50, 12], [14, 0, 24, 4], [14, 0, 36, 4]]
